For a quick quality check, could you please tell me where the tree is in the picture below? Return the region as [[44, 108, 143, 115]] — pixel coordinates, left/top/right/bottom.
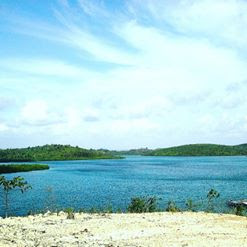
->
[[0, 176, 32, 218]]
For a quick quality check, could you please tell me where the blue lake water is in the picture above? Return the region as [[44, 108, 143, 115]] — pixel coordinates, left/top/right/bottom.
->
[[1, 155, 247, 216]]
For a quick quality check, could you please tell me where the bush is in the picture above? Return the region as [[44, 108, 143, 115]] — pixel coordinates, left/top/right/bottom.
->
[[206, 188, 220, 212], [234, 205, 246, 216], [64, 208, 75, 219], [166, 201, 180, 212], [185, 199, 198, 212], [103, 205, 113, 213], [127, 196, 158, 213], [88, 207, 100, 214]]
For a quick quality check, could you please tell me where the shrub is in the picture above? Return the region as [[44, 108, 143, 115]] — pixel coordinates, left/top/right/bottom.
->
[[103, 205, 113, 213], [116, 208, 123, 213], [127, 196, 158, 213], [206, 188, 220, 212], [88, 207, 100, 214], [64, 207, 75, 219], [234, 205, 246, 216], [185, 199, 198, 212], [165, 200, 180, 212]]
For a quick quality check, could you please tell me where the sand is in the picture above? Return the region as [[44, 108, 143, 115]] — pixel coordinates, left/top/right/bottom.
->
[[0, 212, 246, 247]]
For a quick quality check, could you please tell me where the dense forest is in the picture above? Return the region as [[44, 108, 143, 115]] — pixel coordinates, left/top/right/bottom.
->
[[0, 145, 121, 162], [1, 144, 247, 162], [146, 144, 247, 156], [110, 148, 152, 156]]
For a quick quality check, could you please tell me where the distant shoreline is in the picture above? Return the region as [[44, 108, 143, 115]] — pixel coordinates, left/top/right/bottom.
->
[[1, 143, 247, 162]]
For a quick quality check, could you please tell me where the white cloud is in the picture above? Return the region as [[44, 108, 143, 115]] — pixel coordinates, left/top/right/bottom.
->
[[1, 0, 247, 148], [0, 123, 8, 132], [140, 0, 247, 49], [0, 59, 91, 78], [19, 100, 63, 127]]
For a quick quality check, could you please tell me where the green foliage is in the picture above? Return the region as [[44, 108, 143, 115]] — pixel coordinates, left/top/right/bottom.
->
[[206, 188, 220, 212], [147, 143, 247, 156], [116, 208, 123, 213], [127, 196, 158, 213], [233, 205, 246, 216], [88, 207, 100, 214], [185, 199, 198, 212], [165, 200, 180, 212], [0, 176, 32, 217], [103, 205, 113, 213], [64, 207, 75, 219], [0, 164, 49, 174], [0, 144, 121, 162], [111, 148, 152, 155]]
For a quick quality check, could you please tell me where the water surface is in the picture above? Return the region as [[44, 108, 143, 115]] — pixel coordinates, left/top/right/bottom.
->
[[1, 156, 247, 216]]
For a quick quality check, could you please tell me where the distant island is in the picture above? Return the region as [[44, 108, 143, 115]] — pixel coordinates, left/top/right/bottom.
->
[[143, 144, 247, 156], [0, 144, 121, 162], [0, 164, 49, 174], [1, 144, 247, 162], [110, 144, 247, 156]]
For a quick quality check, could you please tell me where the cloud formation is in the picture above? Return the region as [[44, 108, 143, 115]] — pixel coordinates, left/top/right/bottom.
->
[[1, 0, 247, 149]]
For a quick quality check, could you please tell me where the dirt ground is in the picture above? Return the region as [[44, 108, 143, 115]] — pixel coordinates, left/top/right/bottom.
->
[[0, 212, 246, 246]]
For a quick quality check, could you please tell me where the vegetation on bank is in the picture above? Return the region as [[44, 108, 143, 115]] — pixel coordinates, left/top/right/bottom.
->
[[28, 190, 247, 220], [1, 176, 246, 218], [0, 176, 31, 217], [145, 144, 247, 156], [2, 143, 247, 162], [110, 148, 152, 156], [0, 164, 49, 174], [0, 144, 121, 162]]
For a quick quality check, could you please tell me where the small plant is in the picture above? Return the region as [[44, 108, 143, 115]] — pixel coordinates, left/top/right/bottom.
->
[[103, 205, 113, 213], [88, 207, 100, 214], [0, 176, 32, 218], [127, 196, 158, 213], [78, 208, 84, 214], [185, 199, 198, 212], [116, 208, 123, 213], [64, 207, 75, 219], [206, 188, 220, 212], [165, 200, 180, 212], [234, 205, 246, 216]]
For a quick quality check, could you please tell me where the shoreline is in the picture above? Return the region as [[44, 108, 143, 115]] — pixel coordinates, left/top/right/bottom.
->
[[0, 212, 246, 246]]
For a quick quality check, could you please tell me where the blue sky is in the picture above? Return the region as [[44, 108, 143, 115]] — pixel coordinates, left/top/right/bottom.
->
[[1, 0, 247, 149]]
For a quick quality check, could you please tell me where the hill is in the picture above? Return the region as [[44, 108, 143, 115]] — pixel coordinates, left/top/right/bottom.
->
[[146, 144, 247, 156], [110, 148, 152, 156], [0, 144, 120, 162]]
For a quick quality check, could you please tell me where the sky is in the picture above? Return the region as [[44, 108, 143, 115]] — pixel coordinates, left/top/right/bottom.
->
[[1, 0, 247, 150]]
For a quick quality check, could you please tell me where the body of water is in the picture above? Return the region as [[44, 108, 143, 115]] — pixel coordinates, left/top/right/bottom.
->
[[1, 155, 247, 216]]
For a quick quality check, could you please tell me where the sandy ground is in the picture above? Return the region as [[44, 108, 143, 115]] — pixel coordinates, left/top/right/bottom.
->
[[0, 212, 246, 247]]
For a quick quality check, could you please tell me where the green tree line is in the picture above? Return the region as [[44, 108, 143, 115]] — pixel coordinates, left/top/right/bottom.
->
[[0, 144, 120, 162]]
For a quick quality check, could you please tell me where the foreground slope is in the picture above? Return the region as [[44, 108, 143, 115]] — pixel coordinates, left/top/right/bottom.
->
[[0, 144, 119, 162], [147, 143, 247, 156], [0, 212, 246, 246]]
